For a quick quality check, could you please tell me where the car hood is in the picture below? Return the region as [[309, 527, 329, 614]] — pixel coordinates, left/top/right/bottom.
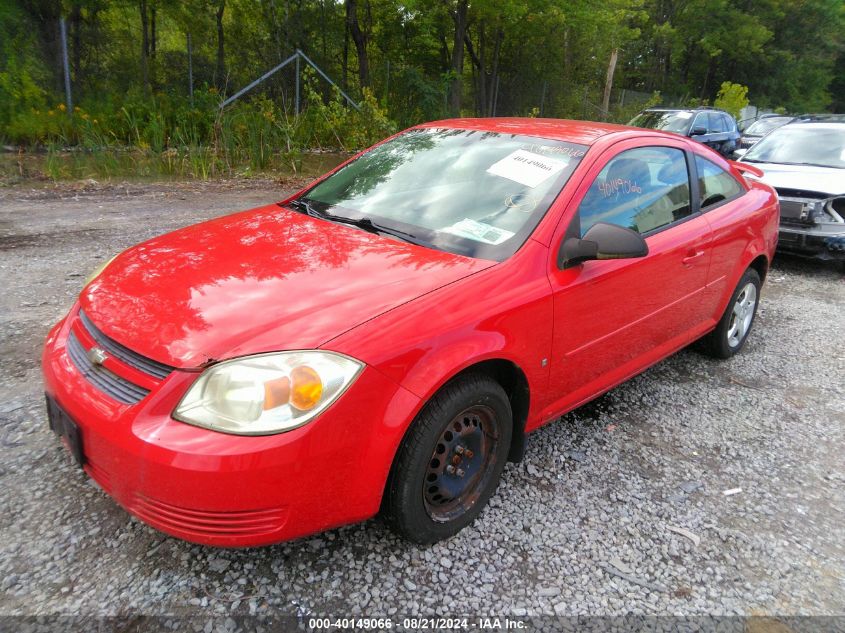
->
[[81, 204, 493, 368], [744, 161, 845, 196]]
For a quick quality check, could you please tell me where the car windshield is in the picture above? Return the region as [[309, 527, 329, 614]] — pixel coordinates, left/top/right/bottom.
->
[[628, 111, 692, 134], [744, 117, 791, 136], [743, 124, 845, 168], [301, 128, 587, 260]]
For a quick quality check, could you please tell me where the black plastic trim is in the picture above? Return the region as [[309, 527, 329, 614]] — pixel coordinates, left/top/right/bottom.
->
[[79, 311, 174, 380], [66, 332, 149, 404]]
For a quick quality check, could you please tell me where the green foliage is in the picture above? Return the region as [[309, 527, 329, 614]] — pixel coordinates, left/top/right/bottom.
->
[[714, 82, 750, 120], [2, 0, 844, 180]]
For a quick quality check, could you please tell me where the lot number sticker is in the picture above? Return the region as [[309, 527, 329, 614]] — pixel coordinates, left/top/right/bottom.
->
[[487, 150, 568, 188], [442, 218, 515, 245]]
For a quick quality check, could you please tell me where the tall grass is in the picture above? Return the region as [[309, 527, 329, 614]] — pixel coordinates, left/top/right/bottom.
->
[[1, 77, 394, 182]]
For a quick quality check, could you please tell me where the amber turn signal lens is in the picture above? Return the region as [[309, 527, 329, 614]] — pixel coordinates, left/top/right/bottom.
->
[[263, 376, 291, 410], [290, 366, 323, 411]]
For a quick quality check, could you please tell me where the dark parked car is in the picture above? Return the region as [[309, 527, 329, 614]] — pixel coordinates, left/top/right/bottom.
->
[[739, 118, 845, 263], [629, 107, 740, 156], [737, 115, 793, 151]]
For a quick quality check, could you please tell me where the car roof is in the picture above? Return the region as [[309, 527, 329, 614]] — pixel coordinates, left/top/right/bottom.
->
[[418, 117, 646, 146], [644, 106, 728, 113], [781, 122, 845, 133], [791, 114, 845, 124]]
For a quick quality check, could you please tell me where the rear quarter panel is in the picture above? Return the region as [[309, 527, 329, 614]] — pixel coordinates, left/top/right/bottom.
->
[[700, 151, 779, 318]]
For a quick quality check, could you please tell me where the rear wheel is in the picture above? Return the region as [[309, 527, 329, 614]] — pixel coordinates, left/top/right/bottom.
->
[[701, 268, 761, 358], [384, 373, 512, 544]]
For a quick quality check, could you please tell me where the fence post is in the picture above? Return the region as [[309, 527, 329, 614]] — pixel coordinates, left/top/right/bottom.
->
[[295, 52, 301, 115], [540, 81, 547, 117], [59, 17, 73, 114]]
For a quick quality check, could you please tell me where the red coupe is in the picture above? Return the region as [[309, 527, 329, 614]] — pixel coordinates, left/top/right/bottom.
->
[[42, 119, 779, 547]]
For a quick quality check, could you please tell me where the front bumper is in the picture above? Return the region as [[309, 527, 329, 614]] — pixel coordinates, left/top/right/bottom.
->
[[42, 308, 421, 547], [777, 224, 845, 261]]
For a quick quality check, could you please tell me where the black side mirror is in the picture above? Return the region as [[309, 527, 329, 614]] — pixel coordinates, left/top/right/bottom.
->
[[558, 222, 649, 269], [691, 125, 707, 136]]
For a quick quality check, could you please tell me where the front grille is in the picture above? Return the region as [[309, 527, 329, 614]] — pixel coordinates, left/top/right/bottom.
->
[[79, 311, 174, 379], [131, 494, 288, 539], [66, 331, 150, 404]]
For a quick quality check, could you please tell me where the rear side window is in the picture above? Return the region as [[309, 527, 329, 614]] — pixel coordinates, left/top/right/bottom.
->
[[577, 147, 692, 236], [695, 155, 743, 208], [722, 115, 735, 132], [711, 114, 727, 133]]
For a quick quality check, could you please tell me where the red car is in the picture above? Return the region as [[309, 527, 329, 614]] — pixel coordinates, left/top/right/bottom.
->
[[42, 119, 779, 547]]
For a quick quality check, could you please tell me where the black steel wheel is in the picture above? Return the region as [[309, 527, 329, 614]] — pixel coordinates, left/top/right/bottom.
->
[[384, 373, 512, 544], [423, 404, 500, 523]]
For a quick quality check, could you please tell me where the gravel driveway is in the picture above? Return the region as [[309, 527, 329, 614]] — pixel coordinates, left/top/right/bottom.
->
[[0, 180, 843, 621]]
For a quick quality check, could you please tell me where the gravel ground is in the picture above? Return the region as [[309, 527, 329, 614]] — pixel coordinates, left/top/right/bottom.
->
[[0, 180, 843, 621]]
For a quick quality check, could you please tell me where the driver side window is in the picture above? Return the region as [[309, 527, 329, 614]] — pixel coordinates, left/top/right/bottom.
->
[[577, 147, 693, 237]]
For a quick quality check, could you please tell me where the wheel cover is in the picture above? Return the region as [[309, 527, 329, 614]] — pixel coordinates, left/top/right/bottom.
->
[[727, 282, 757, 347], [423, 405, 500, 523]]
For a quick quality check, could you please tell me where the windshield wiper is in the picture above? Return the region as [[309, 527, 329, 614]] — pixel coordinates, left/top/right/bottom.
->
[[740, 158, 842, 169], [287, 198, 425, 245], [287, 198, 320, 215]]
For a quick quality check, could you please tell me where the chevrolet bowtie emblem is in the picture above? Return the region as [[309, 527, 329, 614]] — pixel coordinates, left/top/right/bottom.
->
[[87, 346, 108, 366]]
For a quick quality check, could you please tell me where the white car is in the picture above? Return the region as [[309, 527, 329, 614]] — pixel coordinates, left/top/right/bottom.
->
[[739, 117, 845, 263]]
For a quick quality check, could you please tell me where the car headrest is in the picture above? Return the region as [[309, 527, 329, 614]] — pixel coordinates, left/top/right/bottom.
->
[[604, 158, 651, 195], [657, 159, 686, 183]]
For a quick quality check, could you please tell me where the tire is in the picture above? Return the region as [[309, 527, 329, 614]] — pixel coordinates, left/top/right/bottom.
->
[[384, 373, 512, 544], [700, 268, 761, 359]]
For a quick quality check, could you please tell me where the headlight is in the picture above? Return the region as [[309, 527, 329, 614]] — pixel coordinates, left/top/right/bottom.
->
[[823, 196, 845, 223], [173, 351, 363, 435], [84, 255, 118, 285]]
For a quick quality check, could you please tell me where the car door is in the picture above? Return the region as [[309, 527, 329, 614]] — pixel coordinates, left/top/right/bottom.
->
[[710, 113, 728, 146], [691, 152, 752, 315], [700, 113, 725, 152], [540, 139, 713, 419], [690, 112, 711, 147]]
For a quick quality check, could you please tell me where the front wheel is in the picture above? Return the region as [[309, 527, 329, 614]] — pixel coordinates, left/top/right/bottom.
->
[[384, 373, 512, 544], [700, 268, 761, 358]]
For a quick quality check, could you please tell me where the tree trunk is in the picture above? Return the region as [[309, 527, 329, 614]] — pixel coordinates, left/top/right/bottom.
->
[[150, 5, 156, 57], [448, 0, 469, 116], [487, 28, 502, 116], [265, 0, 284, 62], [463, 26, 484, 115], [150, 3, 157, 89], [345, 0, 369, 89], [563, 27, 571, 82], [477, 24, 486, 116], [139, 0, 149, 92], [601, 48, 618, 121], [215, 1, 226, 92], [342, 20, 349, 91], [701, 57, 716, 100]]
